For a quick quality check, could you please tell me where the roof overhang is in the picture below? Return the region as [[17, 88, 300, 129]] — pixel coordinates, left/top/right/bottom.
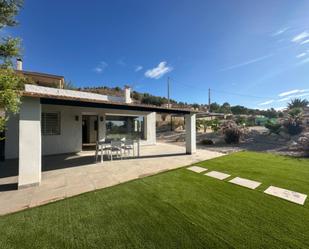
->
[[22, 84, 195, 114], [39, 97, 192, 114]]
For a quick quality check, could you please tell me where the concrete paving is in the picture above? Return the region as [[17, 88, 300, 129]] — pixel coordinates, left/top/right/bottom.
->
[[229, 177, 261, 190], [187, 166, 208, 173], [0, 143, 224, 215], [264, 186, 307, 205], [205, 171, 231, 180]]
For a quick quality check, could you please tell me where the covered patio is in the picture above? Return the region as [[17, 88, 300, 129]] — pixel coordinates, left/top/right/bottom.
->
[[0, 143, 223, 215], [4, 84, 198, 189]]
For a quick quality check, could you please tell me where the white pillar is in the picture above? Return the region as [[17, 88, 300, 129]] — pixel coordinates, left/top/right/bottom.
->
[[98, 114, 106, 140], [144, 112, 156, 145], [18, 97, 42, 188], [185, 113, 196, 154]]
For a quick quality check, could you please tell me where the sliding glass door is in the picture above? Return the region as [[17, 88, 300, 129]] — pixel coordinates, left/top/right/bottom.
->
[[105, 116, 144, 140]]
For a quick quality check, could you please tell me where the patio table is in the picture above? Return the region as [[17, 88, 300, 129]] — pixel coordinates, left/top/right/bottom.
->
[[97, 139, 140, 163]]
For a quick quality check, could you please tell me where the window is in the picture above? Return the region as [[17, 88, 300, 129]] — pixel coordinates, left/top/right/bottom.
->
[[42, 112, 61, 135], [105, 116, 144, 140]]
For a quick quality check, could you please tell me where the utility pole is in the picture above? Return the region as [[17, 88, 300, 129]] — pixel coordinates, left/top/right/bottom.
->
[[167, 77, 170, 108], [208, 88, 211, 112]]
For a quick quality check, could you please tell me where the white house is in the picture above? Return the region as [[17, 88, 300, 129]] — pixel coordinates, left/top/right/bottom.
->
[[4, 63, 196, 189]]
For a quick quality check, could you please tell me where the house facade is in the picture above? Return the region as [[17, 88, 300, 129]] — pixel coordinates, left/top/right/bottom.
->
[[4, 65, 196, 189]]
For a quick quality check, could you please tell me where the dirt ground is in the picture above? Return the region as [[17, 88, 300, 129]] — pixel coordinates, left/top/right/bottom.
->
[[157, 126, 306, 157]]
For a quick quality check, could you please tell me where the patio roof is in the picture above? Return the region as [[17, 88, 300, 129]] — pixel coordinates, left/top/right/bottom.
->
[[22, 84, 195, 114]]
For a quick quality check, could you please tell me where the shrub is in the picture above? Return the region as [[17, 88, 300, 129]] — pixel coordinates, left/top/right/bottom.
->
[[221, 121, 241, 144], [265, 121, 281, 134], [224, 128, 241, 144], [283, 119, 303, 135], [209, 119, 220, 132], [201, 139, 214, 145], [283, 108, 304, 135]]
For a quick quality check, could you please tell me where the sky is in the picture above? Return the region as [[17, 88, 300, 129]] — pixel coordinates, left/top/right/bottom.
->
[[4, 0, 309, 109]]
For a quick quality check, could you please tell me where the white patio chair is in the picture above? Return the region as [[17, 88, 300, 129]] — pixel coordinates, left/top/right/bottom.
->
[[122, 140, 134, 158], [95, 138, 111, 163], [110, 140, 123, 161]]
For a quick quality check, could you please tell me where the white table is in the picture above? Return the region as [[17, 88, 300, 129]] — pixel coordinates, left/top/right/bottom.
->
[[97, 139, 140, 163]]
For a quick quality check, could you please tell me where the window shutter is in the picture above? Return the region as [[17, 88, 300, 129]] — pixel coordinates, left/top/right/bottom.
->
[[42, 112, 61, 135]]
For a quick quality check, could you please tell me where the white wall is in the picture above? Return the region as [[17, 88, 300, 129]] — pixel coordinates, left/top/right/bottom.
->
[[5, 113, 19, 159], [5, 102, 157, 158], [18, 97, 41, 187]]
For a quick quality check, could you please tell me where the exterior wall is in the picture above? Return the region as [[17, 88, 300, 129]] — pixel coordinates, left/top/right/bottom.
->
[[41, 105, 106, 155], [25, 84, 124, 103], [5, 113, 19, 159], [18, 97, 41, 187], [5, 101, 157, 158]]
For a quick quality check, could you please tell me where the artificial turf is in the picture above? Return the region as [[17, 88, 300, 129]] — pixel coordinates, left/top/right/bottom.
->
[[0, 151, 308, 249]]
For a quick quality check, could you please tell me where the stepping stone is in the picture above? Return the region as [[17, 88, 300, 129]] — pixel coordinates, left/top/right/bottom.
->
[[229, 177, 261, 190], [264, 186, 307, 205], [205, 171, 230, 180], [187, 166, 208, 173]]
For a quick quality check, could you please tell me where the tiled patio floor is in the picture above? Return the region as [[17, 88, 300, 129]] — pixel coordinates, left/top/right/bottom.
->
[[0, 143, 224, 215]]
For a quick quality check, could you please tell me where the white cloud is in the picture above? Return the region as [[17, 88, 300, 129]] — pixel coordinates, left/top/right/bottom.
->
[[272, 27, 289, 36], [219, 54, 273, 72], [292, 31, 309, 43], [135, 65, 143, 72], [275, 106, 286, 111], [301, 39, 309, 45], [296, 53, 307, 58], [299, 57, 309, 65], [278, 92, 309, 102], [258, 100, 274, 106], [278, 96, 291, 102], [145, 61, 173, 79], [278, 89, 308, 97], [93, 61, 108, 73]]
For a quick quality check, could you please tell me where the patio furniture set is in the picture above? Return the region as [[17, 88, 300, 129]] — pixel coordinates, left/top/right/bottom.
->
[[95, 138, 141, 163]]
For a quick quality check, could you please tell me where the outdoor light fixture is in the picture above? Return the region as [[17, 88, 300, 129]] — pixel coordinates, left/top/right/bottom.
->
[[75, 115, 79, 121], [100, 116, 104, 122]]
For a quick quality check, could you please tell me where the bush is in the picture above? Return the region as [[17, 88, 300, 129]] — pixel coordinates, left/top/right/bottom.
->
[[224, 128, 241, 144], [221, 121, 242, 144], [283, 119, 303, 135], [201, 139, 214, 145], [265, 121, 281, 134]]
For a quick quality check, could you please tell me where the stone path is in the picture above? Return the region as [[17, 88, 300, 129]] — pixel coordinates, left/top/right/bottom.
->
[[264, 186, 307, 205], [229, 177, 261, 190], [205, 171, 231, 180], [187, 167, 307, 206], [187, 166, 208, 173]]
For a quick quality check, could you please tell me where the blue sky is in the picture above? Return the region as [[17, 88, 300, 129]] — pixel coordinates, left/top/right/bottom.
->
[[5, 0, 309, 109]]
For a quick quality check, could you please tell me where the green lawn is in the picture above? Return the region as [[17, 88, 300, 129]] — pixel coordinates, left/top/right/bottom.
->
[[1, 152, 309, 249]]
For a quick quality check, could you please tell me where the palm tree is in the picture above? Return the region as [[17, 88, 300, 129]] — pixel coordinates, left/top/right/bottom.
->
[[287, 98, 309, 109]]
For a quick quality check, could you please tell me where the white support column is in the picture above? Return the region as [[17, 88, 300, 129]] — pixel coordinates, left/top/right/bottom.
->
[[185, 113, 196, 154], [144, 112, 156, 145], [18, 97, 42, 188], [98, 114, 106, 141]]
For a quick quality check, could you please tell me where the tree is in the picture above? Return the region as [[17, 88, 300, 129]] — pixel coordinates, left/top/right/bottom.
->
[[0, 0, 25, 134], [219, 102, 231, 114], [209, 102, 220, 113], [231, 105, 248, 115], [287, 98, 309, 110], [63, 80, 75, 90]]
